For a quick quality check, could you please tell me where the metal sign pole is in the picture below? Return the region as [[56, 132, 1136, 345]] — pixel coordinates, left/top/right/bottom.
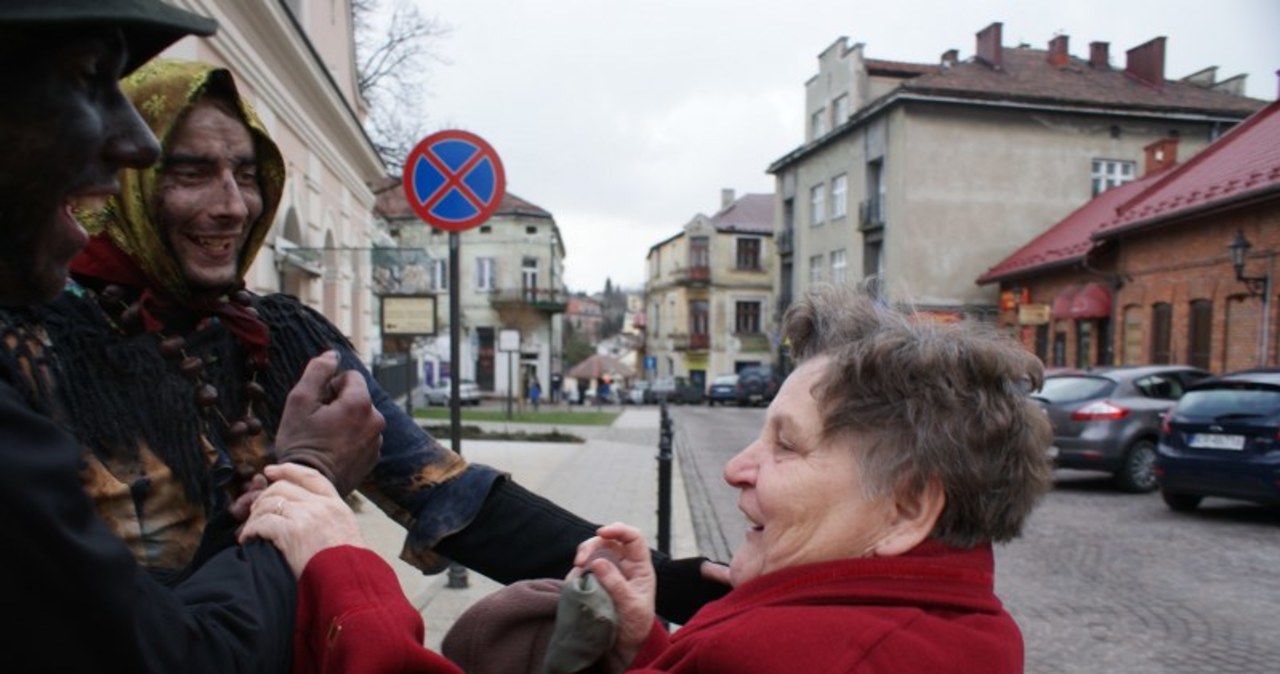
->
[[445, 231, 468, 589]]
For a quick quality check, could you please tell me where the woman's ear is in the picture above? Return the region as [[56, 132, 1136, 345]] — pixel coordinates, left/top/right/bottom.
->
[[872, 477, 946, 557]]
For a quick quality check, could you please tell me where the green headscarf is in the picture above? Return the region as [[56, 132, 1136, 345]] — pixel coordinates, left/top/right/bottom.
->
[[84, 58, 285, 301]]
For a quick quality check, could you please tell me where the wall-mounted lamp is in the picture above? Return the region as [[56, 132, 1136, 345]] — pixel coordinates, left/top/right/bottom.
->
[[1228, 230, 1268, 296]]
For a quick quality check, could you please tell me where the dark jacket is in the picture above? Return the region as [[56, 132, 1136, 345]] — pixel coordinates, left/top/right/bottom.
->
[[0, 379, 295, 673]]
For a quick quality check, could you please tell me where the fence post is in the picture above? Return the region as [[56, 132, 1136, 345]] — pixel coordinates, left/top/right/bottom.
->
[[656, 401, 673, 556]]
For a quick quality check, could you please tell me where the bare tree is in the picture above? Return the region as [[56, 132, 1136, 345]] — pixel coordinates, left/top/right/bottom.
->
[[352, 0, 449, 170]]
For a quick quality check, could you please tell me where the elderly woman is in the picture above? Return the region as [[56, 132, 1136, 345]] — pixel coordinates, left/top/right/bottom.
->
[[574, 282, 1053, 673]]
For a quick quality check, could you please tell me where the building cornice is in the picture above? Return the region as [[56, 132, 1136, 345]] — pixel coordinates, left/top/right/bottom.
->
[[176, 0, 384, 200]]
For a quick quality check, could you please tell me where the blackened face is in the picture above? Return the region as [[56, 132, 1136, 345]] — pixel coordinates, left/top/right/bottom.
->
[[0, 27, 160, 305]]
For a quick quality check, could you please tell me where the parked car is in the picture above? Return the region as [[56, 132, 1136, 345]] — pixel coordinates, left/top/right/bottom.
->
[[422, 378, 482, 406], [735, 365, 782, 406], [1030, 365, 1212, 492], [1156, 368, 1280, 511], [647, 376, 703, 404], [707, 374, 739, 406], [625, 380, 650, 405]]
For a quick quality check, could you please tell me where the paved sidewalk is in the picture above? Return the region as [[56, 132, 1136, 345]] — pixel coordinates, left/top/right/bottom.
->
[[353, 407, 699, 651]]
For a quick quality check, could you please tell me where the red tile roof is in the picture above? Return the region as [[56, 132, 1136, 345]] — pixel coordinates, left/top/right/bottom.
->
[[977, 172, 1164, 283], [373, 175, 551, 222], [710, 193, 774, 234], [1093, 101, 1280, 237], [902, 46, 1265, 116]]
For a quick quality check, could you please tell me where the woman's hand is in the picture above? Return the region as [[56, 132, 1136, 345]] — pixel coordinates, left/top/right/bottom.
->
[[238, 462, 367, 577], [573, 522, 657, 666]]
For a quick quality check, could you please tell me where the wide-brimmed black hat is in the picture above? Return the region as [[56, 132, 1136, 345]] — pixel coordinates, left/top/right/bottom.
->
[[0, 0, 217, 74]]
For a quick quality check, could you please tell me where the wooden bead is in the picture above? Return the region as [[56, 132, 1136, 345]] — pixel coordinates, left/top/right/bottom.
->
[[244, 381, 267, 401], [195, 383, 218, 407], [245, 417, 264, 436], [159, 335, 186, 355], [226, 420, 248, 442], [120, 304, 142, 326], [179, 356, 204, 378]]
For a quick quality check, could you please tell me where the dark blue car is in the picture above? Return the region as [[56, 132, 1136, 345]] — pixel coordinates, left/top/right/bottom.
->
[[1156, 369, 1280, 511]]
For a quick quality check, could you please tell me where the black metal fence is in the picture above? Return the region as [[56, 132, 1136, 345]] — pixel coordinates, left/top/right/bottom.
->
[[372, 353, 417, 404]]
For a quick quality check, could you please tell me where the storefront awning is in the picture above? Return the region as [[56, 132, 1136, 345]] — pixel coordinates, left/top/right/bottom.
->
[[1069, 282, 1112, 319], [1050, 286, 1079, 319]]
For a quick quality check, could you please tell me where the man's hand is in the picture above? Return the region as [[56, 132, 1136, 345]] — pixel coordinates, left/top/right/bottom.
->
[[238, 463, 367, 578], [274, 351, 384, 495]]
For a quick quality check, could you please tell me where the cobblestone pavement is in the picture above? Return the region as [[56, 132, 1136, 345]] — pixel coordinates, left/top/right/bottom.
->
[[671, 405, 1280, 674]]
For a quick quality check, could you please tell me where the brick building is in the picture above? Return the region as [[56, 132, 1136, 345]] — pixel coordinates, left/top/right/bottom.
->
[[980, 99, 1280, 373]]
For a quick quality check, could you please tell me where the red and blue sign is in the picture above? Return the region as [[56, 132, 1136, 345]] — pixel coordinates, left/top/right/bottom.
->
[[402, 130, 506, 232]]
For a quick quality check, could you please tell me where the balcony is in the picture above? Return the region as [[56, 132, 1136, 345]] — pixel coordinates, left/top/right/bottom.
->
[[489, 287, 568, 314], [666, 332, 709, 352], [675, 265, 711, 286], [776, 228, 793, 256], [858, 196, 884, 231]]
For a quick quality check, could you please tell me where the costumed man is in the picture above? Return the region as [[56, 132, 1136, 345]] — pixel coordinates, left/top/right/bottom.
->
[[0, 58, 726, 619], [0, 1, 385, 671]]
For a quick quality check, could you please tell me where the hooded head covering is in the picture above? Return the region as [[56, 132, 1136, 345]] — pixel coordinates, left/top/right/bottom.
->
[[75, 58, 285, 304]]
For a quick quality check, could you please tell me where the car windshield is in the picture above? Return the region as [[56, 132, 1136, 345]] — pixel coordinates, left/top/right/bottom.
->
[[1176, 385, 1280, 416], [1035, 376, 1116, 403]]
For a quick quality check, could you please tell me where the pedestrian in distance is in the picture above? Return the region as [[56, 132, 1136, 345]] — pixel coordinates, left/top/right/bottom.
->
[[0, 56, 727, 626], [530, 377, 542, 412], [0, 1, 384, 671]]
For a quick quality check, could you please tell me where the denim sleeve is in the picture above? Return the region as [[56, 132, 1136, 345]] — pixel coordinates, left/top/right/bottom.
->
[[338, 349, 502, 573]]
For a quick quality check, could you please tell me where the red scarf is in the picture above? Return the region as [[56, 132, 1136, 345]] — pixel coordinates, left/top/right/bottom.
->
[[70, 234, 271, 368]]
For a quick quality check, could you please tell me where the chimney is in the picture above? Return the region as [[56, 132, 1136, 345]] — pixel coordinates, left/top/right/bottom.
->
[[975, 22, 1003, 70], [1125, 37, 1166, 88], [1047, 35, 1069, 67], [721, 188, 736, 209], [940, 48, 959, 67], [1143, 137, 1179, 176], [1089, 42, 1110, 69]]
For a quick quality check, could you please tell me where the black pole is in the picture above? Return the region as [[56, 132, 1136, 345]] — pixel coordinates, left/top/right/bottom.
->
[[656, 401, 673, 556], [446, 231, 469, 589]]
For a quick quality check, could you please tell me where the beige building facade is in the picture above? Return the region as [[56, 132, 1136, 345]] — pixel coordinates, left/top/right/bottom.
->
[[379, 191, 568, 398], [163, 0, 386, 360], [770, 23, 1264, 328], [644, 191, 775, 389]]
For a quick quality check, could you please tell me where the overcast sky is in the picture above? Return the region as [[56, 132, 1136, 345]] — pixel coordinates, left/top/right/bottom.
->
[[395, 0, 1278, 293]]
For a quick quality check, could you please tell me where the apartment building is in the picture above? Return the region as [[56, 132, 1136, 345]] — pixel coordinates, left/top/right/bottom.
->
[[163, 0, 386, 360], [377, 187, 568, 397], [769, 21, 1264, 335], [644, 190, 775, 390]]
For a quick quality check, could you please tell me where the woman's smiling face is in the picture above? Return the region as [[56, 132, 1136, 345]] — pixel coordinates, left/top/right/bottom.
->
[[723, 356, 897, 587]]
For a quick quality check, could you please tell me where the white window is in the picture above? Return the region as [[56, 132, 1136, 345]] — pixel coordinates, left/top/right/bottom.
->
[[809, 254, 824, 285], [832, 94, 849, 126], [430, 258, 447, 290], [810, 184, 825, 226], [832, 174, 848, 219], [475, 257, 495, 291], [521, 257, 539, 300], [830, 249, 847, 284], [811, 108, 827, 138], [1091, 159, 1136, 196]]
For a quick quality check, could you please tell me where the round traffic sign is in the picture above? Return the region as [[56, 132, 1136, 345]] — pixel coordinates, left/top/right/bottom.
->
[[402, 130, 506, 231]]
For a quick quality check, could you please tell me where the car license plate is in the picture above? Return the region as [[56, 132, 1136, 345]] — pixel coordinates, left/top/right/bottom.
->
[[1047, 445, 1059, 459], [1188, 433, 1245, 450]]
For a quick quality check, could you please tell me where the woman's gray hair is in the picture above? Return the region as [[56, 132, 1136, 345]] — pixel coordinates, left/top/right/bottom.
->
[[783, 282, 1053, 547]]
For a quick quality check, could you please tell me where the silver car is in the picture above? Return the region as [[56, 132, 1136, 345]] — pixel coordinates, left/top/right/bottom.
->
[[1031, 365, 1211, 492], [423, 378, 482, 406]]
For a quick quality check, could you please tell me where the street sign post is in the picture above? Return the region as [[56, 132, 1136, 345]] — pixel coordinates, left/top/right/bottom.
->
[[402, 130, 506, 589]]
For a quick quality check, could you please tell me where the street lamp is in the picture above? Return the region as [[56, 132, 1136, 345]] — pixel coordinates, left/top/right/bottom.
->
[[1228, 230, 1268, 296]]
